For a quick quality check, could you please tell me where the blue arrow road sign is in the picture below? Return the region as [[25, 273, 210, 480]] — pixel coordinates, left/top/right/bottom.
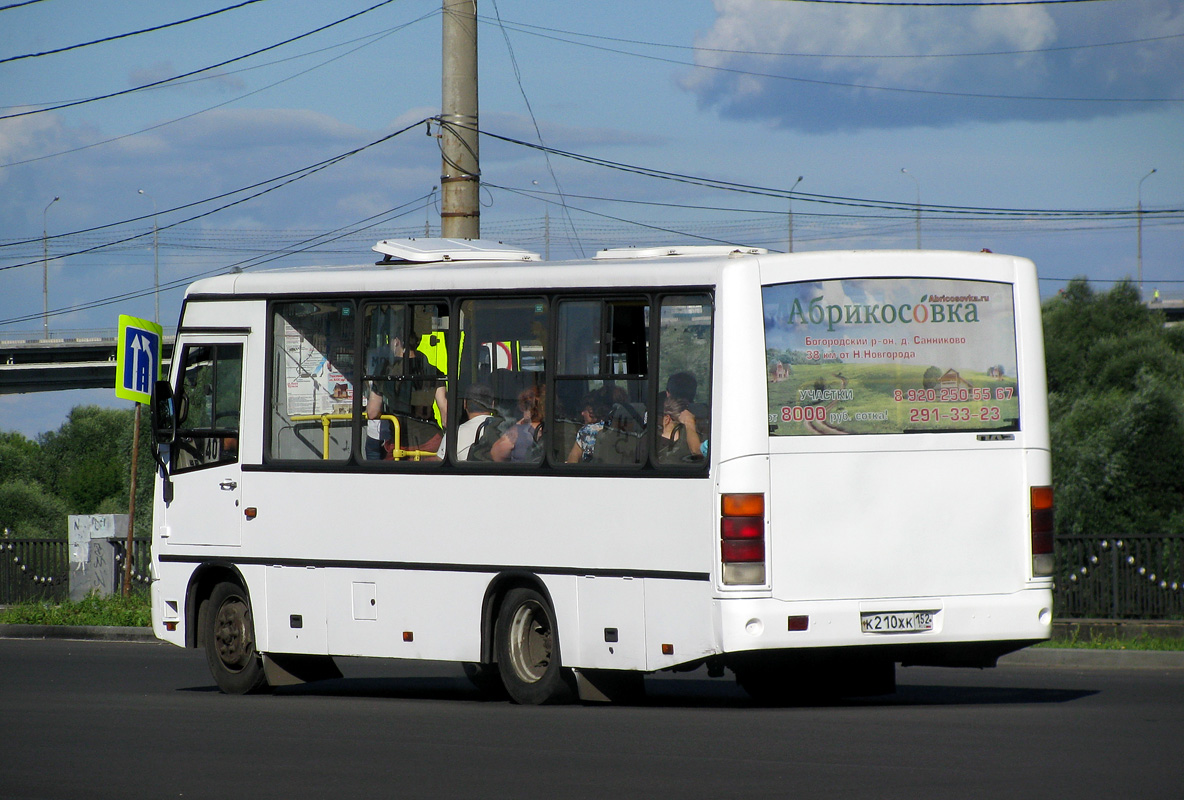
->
[[116, 315, 163, 404]]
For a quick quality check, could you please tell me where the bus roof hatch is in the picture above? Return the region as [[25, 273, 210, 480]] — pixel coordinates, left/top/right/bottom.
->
[[373, 238, 541, 264]]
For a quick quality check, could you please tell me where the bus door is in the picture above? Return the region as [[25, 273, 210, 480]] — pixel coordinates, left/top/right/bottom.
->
[[162, 338, 246, 548]]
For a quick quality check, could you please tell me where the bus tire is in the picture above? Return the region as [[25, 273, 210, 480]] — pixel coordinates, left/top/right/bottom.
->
[[495, 587, 572, 705], [204, 581, 269, 695]]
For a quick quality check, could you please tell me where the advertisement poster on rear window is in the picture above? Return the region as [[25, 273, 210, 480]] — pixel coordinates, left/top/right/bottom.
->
[[764, 278, 1020, 436]]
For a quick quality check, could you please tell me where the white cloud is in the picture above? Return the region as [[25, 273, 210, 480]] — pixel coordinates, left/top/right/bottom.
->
[[683, 0, 1183, 131]]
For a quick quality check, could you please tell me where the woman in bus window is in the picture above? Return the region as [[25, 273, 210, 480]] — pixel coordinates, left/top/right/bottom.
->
[[565, 388, 613, 463], [657, 396, 694, 464], [664, 371, 702, 456], [491, 385, 544, 463]]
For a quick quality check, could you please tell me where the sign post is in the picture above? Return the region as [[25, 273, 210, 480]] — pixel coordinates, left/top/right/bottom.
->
[[116, 315, 163, 596]]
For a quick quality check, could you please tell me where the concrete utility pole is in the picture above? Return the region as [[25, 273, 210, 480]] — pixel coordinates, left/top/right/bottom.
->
[[787, 176, 803, 253], [440, 0, 480, 239], [901, 168, 920, 249], [1138, 168, 1156, 296], [42, 196, 59, 338], [138, 189, 160, 324]]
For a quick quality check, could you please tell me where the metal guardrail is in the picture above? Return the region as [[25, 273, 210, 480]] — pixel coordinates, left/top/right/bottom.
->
[[0, 539, 68, 603], [1055, 534, 1184, 619], [0, 538, 150, 604]]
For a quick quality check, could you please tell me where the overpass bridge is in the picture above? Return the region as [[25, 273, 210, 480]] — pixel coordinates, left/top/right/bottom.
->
[[1147, 297, 1184, 325], [0, 329, 175, 395]]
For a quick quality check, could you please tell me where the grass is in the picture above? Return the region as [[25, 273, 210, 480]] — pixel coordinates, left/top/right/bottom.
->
[[0, 593, 151, 627], [1036, 632, 1184, 651]]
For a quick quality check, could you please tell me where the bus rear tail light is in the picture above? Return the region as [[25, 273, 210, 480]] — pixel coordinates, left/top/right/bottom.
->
[[722, 493, 765, 585], [1031, 486, 1054, 577]]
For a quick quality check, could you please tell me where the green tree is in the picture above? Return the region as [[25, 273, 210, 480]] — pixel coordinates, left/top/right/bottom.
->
[[0, 431, 47, 487], [37, 406, 134, 514], [1043, 280, 1184, 536], [2, 404, 158, 540], [1042, 278, 1177, 396], [0, 480, 69, 538]]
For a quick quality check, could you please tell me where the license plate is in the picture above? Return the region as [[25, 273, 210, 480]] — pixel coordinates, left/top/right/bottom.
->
[[860, 611, 935, 634]]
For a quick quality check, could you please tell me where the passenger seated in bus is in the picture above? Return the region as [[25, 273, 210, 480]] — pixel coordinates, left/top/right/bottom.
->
[[491, 385, 544, 463], [657, 397, 695, 464], [365, 333, 447, 459], [436, 383, 500, 461], [664, 371, 703, 456], [590, 388, 647, 466], [564, 388, 614, 463]]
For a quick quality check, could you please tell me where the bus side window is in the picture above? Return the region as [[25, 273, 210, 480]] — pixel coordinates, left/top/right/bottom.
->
[[269, 301, 357, 462], [173, 343, 243, 473], [553, 297, 649, 468], [658, 295, 712, 466], [361, 302, 448, 464], [457, 298, 548, 466]]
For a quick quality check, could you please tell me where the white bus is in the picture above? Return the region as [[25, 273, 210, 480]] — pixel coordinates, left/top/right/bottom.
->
[[150, 239, 1054, 704]]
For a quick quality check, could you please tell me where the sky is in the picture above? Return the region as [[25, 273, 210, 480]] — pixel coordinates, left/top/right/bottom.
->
[[1, 0, 1181, 439]]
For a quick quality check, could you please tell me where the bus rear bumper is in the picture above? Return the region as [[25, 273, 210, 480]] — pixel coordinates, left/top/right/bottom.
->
[[716, 587, 1053, 667]]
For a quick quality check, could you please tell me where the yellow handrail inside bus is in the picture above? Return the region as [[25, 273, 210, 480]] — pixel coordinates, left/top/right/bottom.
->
[[289, 413, 438, 461]]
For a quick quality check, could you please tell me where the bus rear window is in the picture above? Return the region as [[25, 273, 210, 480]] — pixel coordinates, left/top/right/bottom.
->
[[764, 278, 1019, 436]]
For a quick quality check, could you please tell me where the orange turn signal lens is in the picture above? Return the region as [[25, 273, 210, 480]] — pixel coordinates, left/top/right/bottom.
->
[[722, 493, 764, 517], [1031, 486, 1053, 511]]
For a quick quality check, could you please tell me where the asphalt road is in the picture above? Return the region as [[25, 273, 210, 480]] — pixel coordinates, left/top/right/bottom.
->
[[1, 638, 1181, 799]]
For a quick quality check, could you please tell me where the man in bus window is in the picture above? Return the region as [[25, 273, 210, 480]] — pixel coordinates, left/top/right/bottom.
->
[[366, 332, 447, 459], [437, 383, 498, 461]]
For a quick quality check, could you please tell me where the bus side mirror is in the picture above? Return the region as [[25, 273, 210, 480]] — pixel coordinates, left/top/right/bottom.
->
[[152, 379, 177, 445]]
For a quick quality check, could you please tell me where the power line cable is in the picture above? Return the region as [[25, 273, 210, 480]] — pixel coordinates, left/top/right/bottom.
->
[[485, 183, 1181, 255], [0, 0, 271, 65], [0, 197, 432, 327], [486, 184, 1182, 227], [0, 11, 437, 168], [476, 126, 1184, 217], [487, 0, 584, 257], [485, 15, 1183, 61], [486, 182, 754, 248], [0, 0, 51, 10], [1, 10, 439, 110], [482, 18, 1182, 104], [7, 198, 1178, 329], [0, 117, 430, 267], [0, 0, 402, 120]]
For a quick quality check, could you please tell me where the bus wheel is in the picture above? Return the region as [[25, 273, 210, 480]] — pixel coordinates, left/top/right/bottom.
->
[[204, 581, 269, 695], [495, 588, 571, 704]]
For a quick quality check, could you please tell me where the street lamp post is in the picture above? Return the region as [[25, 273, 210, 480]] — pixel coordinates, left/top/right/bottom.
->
[[787, 175, 803, 253], [1137, 168, 1157, 296], [42, 196, 59, 339], [138, 189, 159, 323], [901, 168, 920, 249]]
